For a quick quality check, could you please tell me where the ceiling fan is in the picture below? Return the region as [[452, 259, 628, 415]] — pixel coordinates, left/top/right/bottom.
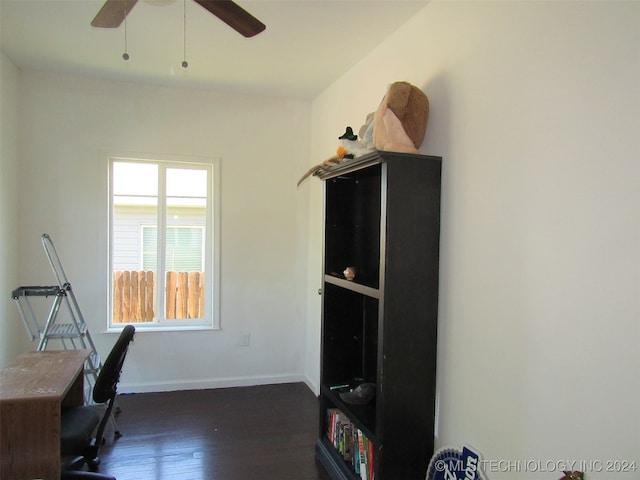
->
[[91, 0, 266, 38]]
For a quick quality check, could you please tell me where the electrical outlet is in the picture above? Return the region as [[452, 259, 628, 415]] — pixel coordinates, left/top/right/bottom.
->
[[240, 332, 251, 346]]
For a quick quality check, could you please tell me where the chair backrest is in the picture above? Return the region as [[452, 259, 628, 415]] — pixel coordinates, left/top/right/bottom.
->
[[93, 325, 135, 404]]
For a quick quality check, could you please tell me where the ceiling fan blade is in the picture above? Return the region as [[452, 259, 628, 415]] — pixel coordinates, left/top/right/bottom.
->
[[193, 0, 266, 38], [91, 0, 139, 28]]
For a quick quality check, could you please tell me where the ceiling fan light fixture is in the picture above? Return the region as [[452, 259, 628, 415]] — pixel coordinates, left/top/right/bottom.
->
[[92, 0, 265, 37], [91, 0, 265, 66]]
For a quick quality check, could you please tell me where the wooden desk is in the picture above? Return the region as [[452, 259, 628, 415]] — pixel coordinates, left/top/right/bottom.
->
[[0, 349, 89, 480]]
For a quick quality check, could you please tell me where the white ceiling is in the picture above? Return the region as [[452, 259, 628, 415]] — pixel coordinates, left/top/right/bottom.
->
[[1, 0, 427, 99]]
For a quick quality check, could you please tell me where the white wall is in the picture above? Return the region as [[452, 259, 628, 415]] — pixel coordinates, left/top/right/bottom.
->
[[0, 52, 29, 367], [306, 1, 639, 478], [17, 71, 311, 391]]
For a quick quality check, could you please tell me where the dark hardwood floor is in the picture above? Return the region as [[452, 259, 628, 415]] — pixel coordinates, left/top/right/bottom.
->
[[94, 382, 332, 480]]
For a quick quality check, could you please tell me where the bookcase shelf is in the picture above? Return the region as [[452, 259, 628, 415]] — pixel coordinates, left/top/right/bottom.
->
[[323, 275, 381, 299], [316, 150, 442, 480]]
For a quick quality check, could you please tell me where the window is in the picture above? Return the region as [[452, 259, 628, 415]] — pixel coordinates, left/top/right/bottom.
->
[[108, 155, 220, 330]]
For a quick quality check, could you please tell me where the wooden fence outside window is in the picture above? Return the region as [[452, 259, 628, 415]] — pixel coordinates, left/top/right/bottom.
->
[[113, 270, 205, 323]]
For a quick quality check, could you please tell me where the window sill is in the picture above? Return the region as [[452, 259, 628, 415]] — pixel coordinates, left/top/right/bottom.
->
[[104, 325, 219, 334]]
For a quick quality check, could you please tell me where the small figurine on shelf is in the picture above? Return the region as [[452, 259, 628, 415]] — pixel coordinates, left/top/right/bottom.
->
[[559, 472, 584, 480], [343, 266, 356, 281]]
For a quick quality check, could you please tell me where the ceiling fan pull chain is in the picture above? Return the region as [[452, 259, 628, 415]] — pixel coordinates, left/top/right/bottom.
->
[[122, 0, 130, 61], [182, 0, 188, 68]]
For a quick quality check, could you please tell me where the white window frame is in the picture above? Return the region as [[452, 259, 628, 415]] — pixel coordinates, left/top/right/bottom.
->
[[107, 153, 221, 331]]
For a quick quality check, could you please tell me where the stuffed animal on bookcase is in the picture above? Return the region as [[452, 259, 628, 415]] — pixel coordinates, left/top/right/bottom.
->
[[297, 81, 430, 187]]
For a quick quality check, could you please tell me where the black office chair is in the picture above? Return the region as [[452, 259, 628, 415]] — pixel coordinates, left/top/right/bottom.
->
[[61, 325, 135, 470]]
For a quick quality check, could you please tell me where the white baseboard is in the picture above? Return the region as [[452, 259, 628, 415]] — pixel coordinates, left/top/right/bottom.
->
[[119, 373, 316, 395]]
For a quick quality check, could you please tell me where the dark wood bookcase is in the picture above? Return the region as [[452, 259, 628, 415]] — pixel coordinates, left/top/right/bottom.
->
[[315, 150, 442, 480]]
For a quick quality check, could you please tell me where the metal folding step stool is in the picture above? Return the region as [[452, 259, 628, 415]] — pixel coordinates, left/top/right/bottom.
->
[[12, 233, 121, 434]]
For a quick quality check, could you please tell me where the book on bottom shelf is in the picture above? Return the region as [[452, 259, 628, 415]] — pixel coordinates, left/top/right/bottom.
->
[[326, 408, 375, 480]]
